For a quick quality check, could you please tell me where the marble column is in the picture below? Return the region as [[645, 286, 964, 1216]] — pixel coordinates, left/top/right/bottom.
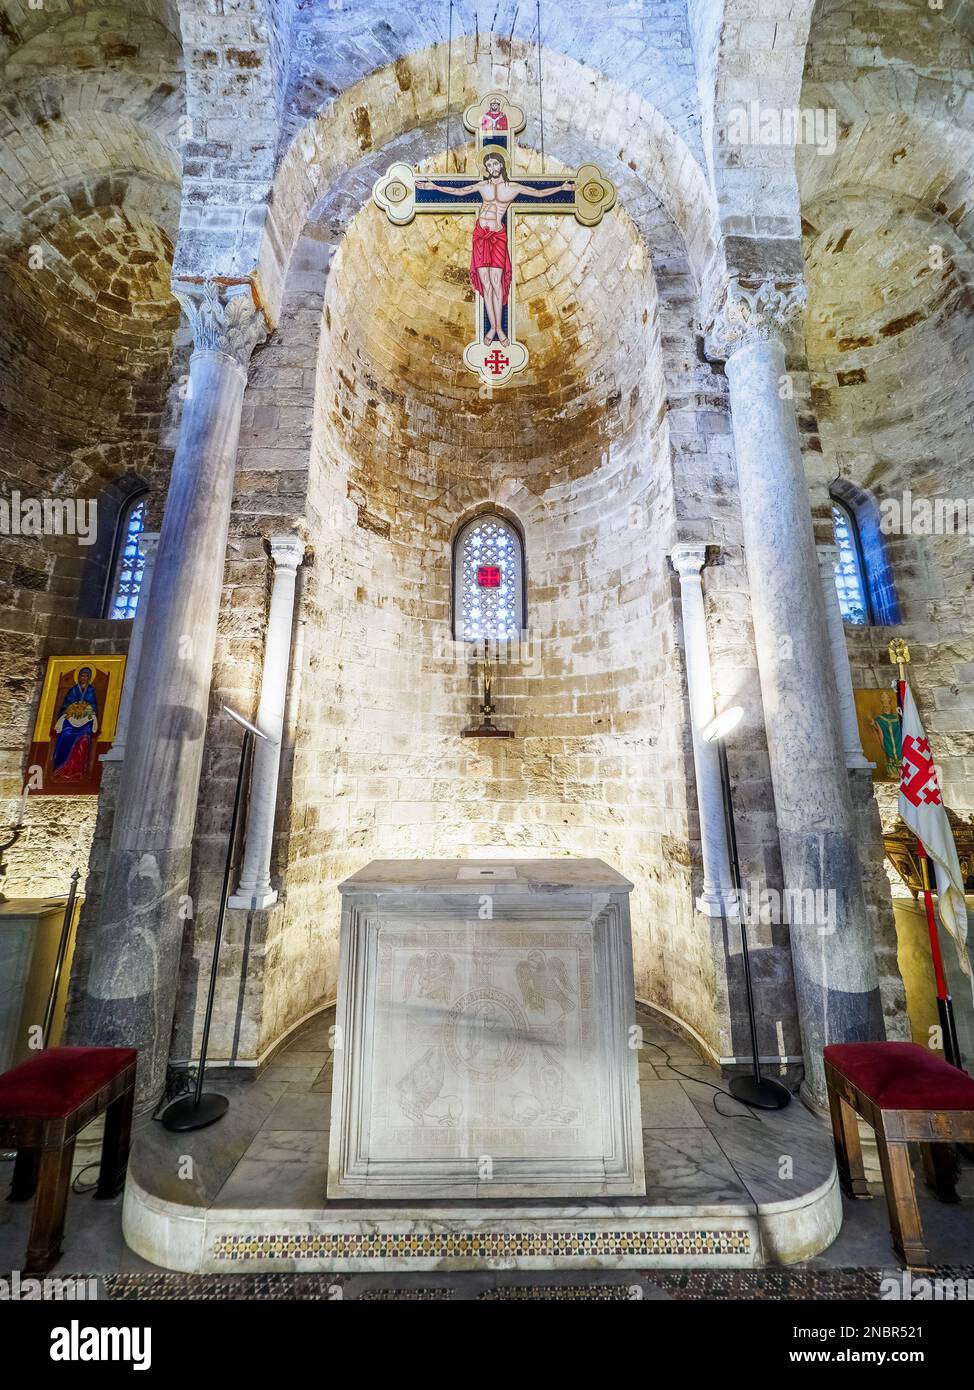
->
[[71, 280, 267, 1116], [101, 532, 160, 765], [670, 543, 734, 916], [816, 543, 871, 770], [228, 534, 304, 911], [706, 277, 882, 1106]]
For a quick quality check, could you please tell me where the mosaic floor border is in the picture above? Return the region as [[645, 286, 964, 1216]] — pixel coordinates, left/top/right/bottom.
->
[[211, 1228, 752, 1262]]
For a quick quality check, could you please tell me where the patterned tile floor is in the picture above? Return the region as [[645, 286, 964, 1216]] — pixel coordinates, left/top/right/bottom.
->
[[67, 1265, 974, 1299]]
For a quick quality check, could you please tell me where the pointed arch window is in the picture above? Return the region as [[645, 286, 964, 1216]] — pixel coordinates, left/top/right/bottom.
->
[[107, 493, 148, 620], [453, 514, 525, 641], [830, 498, 870, 625]]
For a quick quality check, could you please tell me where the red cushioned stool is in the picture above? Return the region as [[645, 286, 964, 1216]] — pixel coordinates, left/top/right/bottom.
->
[[824, 1042, 974, 1270], [0, 1047, 137, 1275]]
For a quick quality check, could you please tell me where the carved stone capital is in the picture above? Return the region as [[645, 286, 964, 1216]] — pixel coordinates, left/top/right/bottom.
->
[[174, 279, 268, 369], [815, 542, 841, 573], [670, 543, 709, 579], [137, 531, 161, 562], [704, 276, 806, 363], [268, 533, 305, 573]]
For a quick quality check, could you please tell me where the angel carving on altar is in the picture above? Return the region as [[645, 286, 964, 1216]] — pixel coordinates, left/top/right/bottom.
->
[[514, 950, 576, 1017]]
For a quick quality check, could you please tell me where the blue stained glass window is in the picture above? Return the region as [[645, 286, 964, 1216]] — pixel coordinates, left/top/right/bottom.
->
[[109, 497, 147, 620], [831, 501, 869, 625]]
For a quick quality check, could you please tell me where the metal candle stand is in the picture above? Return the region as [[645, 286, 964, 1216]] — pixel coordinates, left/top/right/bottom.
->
[[161, 707, 271, 1132]]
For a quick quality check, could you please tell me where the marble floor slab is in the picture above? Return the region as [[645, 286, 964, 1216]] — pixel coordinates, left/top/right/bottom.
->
[[639, 1080, 707, 1129], [640, 1129, 752, 1206], [157, 1008, 827, 1217], [98, 1005, 867, 1272]]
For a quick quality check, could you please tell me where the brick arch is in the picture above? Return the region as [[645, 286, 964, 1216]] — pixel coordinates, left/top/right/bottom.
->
[[247, 42, 722, 325], [0, 113, 180, 250], [3, 17, 185, 145], [693, 0, 816, 245], [800, 119, 974, 262], [0, 0, 181, 59], [700, 0, 974, 268]]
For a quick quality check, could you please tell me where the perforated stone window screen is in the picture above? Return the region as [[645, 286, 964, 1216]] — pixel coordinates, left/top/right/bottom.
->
[[109, 496, 147, 621], [831, 501, 869, 626], [453, 515, 525, 641]]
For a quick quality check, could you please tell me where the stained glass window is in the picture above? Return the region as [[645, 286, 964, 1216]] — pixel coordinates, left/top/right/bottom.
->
[[831, 500, 869, 625], [108, 495, 147, 620], [453, 515, 525, 641]]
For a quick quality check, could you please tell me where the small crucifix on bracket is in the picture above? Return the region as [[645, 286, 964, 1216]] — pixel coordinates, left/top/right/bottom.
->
[[372, 93, 617, 387]]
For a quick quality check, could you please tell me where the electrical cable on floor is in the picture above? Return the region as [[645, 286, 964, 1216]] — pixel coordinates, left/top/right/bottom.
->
[[643, 1039, 773, 1122], [151, 1065, 197, 1122], [72, 1162, 102, 1195]]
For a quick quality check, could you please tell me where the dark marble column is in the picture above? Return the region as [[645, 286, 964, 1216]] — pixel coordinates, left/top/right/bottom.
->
[[707, 277, 883, 1108], [70, 281, 267, 1116]]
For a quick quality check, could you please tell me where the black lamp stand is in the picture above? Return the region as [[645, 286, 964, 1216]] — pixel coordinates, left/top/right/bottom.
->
[[161, 709, 267, 1132], [716, 737, 791, 1110]]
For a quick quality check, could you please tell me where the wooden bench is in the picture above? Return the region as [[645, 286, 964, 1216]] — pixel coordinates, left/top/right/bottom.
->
[[824, 1041, 974, 1270], [0, 1046, 137, 1275]]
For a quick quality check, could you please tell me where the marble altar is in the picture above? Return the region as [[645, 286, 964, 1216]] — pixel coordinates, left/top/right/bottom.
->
[[327, 859, 645, 1199]]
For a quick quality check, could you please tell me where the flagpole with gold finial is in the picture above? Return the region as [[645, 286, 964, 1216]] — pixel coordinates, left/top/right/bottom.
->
[[890, 639, 962, 1068]]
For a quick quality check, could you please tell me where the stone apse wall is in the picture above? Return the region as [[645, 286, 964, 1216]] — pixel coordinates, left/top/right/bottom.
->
[[170, 35, 803, 1072], [12, 0, 971, 1084]]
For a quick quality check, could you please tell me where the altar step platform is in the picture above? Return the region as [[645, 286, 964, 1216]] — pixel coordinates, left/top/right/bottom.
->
[[124, 1005, 840, 1273]]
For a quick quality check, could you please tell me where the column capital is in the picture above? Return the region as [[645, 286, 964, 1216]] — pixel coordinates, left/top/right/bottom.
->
[[815, 542, 840, 571], [704, 275, 806, 364], [173, 278, 268, 370], [268, 533, 305, 572], [670, 542, 709, 578]]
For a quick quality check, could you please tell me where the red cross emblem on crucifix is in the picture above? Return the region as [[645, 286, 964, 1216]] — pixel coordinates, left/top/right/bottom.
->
[[373, 93, 617, 387], [900, 734, 943, 807], [484, 348, 509, 376]]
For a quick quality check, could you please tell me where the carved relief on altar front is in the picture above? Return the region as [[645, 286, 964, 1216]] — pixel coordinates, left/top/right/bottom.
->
[[372, 929, 594, 1152]]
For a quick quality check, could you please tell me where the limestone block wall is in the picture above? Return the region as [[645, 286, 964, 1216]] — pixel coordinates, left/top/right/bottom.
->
[[797, 0, 974, 829], [778, 0, 974, 1043], [170, 128, 758, 1066], [0, 2, 184, 904]]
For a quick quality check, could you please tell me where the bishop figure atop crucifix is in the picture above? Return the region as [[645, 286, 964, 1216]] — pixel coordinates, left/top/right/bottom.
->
[[373, 93, 617, 387]]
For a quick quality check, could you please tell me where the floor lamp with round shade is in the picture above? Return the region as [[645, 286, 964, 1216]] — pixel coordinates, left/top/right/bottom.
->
[[161, 706, 271, 1132], [702, 705, 791, 1111]]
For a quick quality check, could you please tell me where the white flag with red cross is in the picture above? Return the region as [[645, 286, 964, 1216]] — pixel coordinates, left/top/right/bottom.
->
[[897, 683, 972, 994]]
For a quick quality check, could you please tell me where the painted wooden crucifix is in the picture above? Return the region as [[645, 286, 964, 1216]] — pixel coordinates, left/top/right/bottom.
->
[[372, 93, 617, 387]]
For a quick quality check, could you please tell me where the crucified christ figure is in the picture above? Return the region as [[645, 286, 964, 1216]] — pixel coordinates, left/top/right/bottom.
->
[[418, 153, 574, 345]]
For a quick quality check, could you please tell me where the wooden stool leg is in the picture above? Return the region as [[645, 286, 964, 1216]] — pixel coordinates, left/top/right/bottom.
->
[[921, 1142, 959, 1203], [876, 1132, 930, 1270], [25, 1140, 75, 1276], [96, 1084, 134, 1199], [827, 1080, 870, 1198], [8, 1148, 38, 1202]]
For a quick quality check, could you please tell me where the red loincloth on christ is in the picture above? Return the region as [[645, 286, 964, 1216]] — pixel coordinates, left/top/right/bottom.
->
[[470, 222, 512, 304]]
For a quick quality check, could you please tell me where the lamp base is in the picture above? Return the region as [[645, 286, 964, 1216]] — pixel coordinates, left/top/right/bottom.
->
[[729, 1074, 792, 1110], [160, 1093, 229, 1132]]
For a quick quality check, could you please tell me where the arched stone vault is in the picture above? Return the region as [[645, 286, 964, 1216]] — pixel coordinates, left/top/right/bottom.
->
[[16, 0, 974, 1084], [0, 0, 185, 896], [219, 41, 724, 323], [170, 73, 788, 1071]]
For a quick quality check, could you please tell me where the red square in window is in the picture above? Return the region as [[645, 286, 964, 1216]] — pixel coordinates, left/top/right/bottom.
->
[[477, 565, 501, 588]]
